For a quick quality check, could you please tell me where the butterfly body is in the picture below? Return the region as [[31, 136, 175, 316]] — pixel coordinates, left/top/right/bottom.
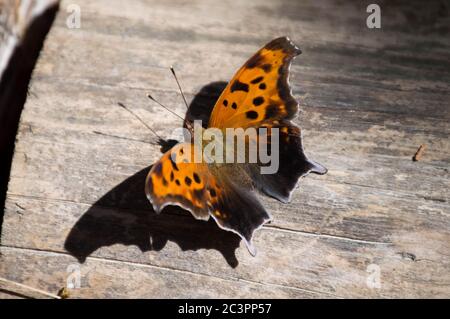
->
[[146, 37, 327, 255]]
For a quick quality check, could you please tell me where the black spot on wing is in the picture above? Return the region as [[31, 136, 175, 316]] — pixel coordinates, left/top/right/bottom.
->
[[261, 64, 272, 73], [246, 111, 259, 119], [230, 80, 249, 93], [185, 176, 192, 186], [253, 97, 264, 106], [259, 83, 266, 90], [193, 173, 201, 184], [209, 188, 217, 197], [250, 76, 264, 84]]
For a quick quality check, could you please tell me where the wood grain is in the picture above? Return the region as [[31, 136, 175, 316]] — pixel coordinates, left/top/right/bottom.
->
[[1, 0, 449, 298]]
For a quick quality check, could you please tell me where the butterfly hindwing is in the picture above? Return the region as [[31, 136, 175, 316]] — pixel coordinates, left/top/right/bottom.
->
[[245, 121, 327, 203], [206, 169, 271, 256]]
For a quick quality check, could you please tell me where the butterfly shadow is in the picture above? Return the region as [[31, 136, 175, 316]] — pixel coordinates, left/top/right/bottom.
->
[[64, 81, 243, 268]]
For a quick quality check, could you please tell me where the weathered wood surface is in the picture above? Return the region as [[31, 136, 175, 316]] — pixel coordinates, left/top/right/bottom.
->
[[0, 0, 59, 257], [1, 0, 450, 298]]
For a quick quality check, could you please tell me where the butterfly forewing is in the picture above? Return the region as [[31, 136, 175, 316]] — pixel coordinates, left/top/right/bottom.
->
[[209, 37, 301, 129], [208, 36, 327, 202]]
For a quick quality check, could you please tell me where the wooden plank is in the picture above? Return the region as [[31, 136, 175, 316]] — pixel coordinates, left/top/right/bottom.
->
[[1, 0, 450, 298], [10, 81, 450, 202], [5, 110, 450, 243], [34, 18, 450, 119], [2, 193, 450, 298], [0, 246, 323, 298], [0, 0, 59, 238]]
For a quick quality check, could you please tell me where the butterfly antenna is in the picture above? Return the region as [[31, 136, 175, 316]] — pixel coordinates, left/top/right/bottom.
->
[[117, 102, 163, 140], [147, 94, 185, 122], [92, 130, 159, 146], [170, 66, 189, 109]]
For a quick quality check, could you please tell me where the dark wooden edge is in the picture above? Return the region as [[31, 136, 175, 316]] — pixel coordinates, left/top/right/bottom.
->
[[0, 3, 60, 237]]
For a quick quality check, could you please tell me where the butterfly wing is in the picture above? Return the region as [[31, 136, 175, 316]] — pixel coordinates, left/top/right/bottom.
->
[[208, 37, 327, 202], [206, 170, 271, 256], [145, 142, 270, 255], [209, 36, 301, 128], [146, 143, 211, 220], [146, 37, 325, 254], [245, 121, 327, 203]]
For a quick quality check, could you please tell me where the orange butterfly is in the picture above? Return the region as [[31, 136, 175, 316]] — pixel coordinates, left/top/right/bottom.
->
[[145, 37, 327, 255]]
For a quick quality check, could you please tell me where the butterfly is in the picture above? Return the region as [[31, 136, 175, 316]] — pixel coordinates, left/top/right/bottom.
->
[[145, 37, 327, 256]]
